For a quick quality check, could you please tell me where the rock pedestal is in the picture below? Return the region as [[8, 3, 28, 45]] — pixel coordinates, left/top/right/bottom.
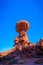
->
[[14, 20, 29, 47], [13, 20, 35, 57]]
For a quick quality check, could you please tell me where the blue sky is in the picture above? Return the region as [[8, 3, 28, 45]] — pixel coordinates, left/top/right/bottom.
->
[[0, 0, 43, 52]]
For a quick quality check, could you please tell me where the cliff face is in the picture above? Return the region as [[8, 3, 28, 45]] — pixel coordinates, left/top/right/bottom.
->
[[0, 20, 43, 65]]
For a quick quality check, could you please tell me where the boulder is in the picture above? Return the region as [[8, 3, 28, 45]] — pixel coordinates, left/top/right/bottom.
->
[[16, 20, 29, 33]]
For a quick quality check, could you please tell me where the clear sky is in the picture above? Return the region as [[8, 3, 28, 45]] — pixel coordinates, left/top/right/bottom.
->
[[0, 0, 43, 52]]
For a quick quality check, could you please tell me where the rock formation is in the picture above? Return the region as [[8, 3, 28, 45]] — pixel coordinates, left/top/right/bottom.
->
[[35, 38, 43, 56], [0, 20, 43, 65], [14, 20, 29, 46], [13, 20, 35, 58], [16, 20, 29, 33]]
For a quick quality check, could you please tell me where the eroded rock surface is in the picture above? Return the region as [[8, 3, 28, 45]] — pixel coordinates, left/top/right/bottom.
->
[[35, 38, 43, 56], [16, 20, 29, 33], [0, 20, 43, 65]]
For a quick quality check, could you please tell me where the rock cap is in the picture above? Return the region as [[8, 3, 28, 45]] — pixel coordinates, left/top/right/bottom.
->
[[16, 20, 29, 33]]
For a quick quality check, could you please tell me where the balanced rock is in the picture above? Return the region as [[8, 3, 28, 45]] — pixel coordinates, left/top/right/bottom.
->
[[13, 20, 35, 57], [16, 20, 29, 33], [14, 20, 29, 46]]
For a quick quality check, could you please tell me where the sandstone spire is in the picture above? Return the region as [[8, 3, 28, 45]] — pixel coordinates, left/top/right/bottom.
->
[[14, 20, 29, 47]]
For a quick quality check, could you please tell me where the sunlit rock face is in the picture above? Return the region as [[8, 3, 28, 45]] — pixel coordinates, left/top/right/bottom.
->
[[37, 38, 43, 46]]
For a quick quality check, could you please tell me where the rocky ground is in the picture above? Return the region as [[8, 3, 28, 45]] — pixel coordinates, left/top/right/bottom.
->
[[0, 57, 43, 65]]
